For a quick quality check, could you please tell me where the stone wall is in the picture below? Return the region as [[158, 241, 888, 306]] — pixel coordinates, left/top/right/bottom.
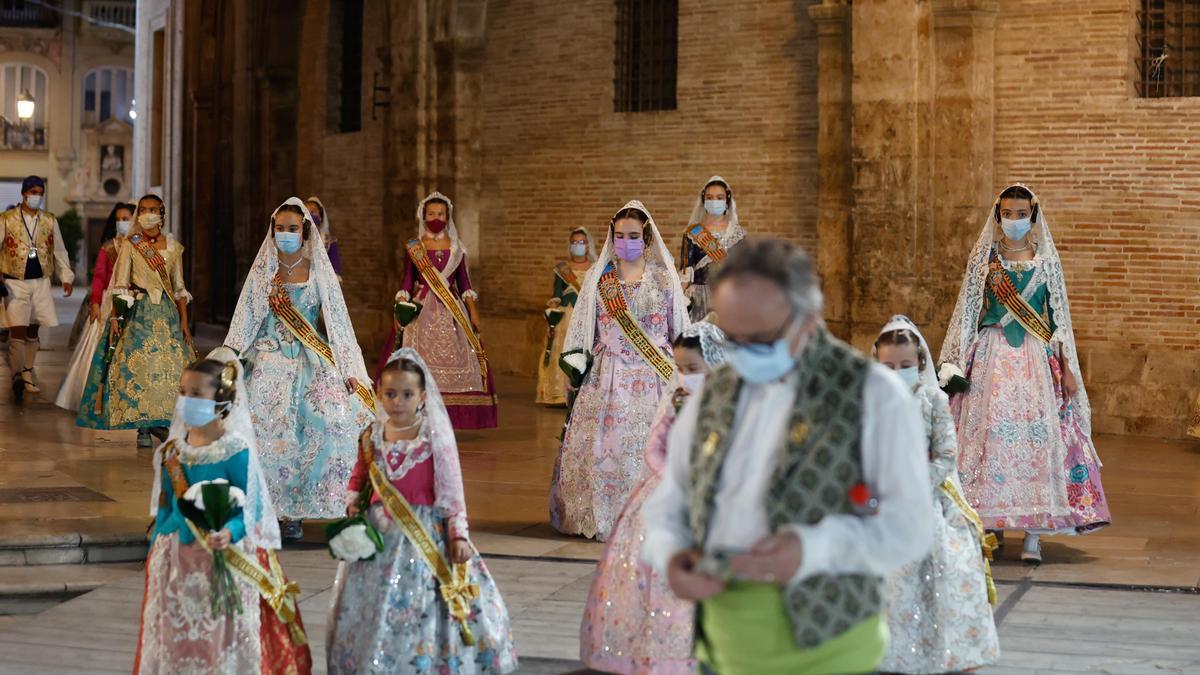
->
[[475, 0, 822, 373], [989, 0, 1199, 437], [173, 0, 1197, 438]]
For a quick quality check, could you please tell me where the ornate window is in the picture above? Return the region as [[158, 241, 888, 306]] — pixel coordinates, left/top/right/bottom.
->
[[83, 66, 134, 125], [0, 62, 48, 149], [328, 0, 363, 133], [1136, 0, 1200, 97], [614, 0, 678, 113]]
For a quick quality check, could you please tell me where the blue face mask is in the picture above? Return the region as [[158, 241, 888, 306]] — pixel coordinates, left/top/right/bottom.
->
[[275, 231, 303, 254], [177, 396, 219, 428], [116, 219, 132, 236], [704, 199, 727, 217], [1001, 217, 1031, 241], [896, 366, 920, 389], [727, 323, 799, 384]]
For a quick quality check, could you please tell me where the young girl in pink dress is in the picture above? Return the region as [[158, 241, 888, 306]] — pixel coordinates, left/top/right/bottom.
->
[[327, 348, 517, 674], [579, 319, 725, 674]]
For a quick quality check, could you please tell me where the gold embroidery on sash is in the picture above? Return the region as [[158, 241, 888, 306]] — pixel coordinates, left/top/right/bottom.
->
[[268, 276, 378, 413], [598, 265, 673, 383]]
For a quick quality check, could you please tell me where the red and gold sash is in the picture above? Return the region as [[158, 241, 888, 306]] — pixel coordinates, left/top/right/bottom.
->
[[360, 432, 480, 645], [130, 235, 176, 297], [686, 224, 728, 265], [406, 239, 489, 381], [554, 261, 582, 294], [986, 249, 1054, 345], [598, 264, 674, 383], [268, 276, 378, 413], [161, 441, 308, 644]]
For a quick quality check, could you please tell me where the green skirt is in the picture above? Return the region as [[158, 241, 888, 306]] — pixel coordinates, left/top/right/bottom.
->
[[76, 297, 193, 430], [697, 581, 887, 675]]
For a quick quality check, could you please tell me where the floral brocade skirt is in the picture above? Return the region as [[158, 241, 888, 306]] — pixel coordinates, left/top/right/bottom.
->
[[134, 534, 312, 675], [952, 326, 1110, 533], [326, 504, 518, 675], [580, 467, 695, 674], [248, 346, 373, 520], [77, 297, 194, 430], [549, 350, 667, 541], [881, 482, 1000, 673]]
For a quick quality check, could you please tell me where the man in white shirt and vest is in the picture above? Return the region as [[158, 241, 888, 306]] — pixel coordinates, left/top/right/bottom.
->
[[642, 237, 933, 674], [1, 176, 73, 402]]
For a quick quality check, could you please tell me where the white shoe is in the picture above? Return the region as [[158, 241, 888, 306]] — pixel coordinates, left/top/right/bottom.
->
[[1021, 533, 1042, 565], [20, 370, 39, 394]]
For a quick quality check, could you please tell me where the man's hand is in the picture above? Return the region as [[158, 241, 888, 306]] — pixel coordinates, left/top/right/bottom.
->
[[667, 549, 726, 601], [730, 531, 804, 585], [346, 377, 360, 394], [63, 282, 73, 297]]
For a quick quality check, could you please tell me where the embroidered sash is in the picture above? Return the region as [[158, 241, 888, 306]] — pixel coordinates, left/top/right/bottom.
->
[[361, 433, 480, 645], [553, 261, 582, 294], [986, 249, 1054, 345], [161, 442, 308, 645], [940, 478, 998, 606], [267, 276, 377, 413], [685, 224, 728, 266], [406, 239, 489, 381], [597, 264, 674, 383], [130, 236, 175, 298]]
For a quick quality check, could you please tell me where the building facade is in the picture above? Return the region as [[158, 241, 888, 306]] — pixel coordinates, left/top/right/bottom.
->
[[137, 0, 1199, 439], [0, 0, 135, 275]]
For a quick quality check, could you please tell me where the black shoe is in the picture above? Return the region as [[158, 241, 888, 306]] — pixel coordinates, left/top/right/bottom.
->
[[11, 376, 23, 404], [281, 520, 305, 543]]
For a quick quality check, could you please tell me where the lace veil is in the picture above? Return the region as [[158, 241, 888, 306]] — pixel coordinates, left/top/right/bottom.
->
[[875, 314, 938, 390], [938, 184, 1094, 437], [562, 200, 690, 356], [222, 197, 371, 385], [149, 347, 282, 550], [305, 195, 332, 240], [682, 317, 727, 367], [685, 175, 746, 271], [378, 347, 467, 517], [568, 226, 598, 261]]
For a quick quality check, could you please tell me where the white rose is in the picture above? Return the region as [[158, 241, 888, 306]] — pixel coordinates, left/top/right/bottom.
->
[[563, 352, 588, 374], [937, 363, 965, 387], [330, 524, 377, 561], [228, 486, 246, 509]]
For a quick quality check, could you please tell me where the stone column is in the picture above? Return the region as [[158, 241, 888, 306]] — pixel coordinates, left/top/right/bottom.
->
[[928, 0, 998, 352], [808, 1, 853, 340], [848, 0, 923, 350]]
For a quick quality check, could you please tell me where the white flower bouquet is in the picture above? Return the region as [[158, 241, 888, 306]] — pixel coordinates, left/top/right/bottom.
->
[[177, 478, 247, 617], [558, 349, 593, 390], [937, 363, 970, 395], [325, 492, 385, 562]]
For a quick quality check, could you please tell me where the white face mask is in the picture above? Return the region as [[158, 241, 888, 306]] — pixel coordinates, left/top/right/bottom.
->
[[25, 194, 42, 209], [138, 213, 162, 230], [680, 372, 707, 395]]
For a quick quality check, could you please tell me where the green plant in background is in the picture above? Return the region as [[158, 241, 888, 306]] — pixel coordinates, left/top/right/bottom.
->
[[57, 207, 83, 269]]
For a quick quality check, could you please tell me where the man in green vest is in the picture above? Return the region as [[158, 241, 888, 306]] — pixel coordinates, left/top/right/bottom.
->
[[642, 237, 933, 674]]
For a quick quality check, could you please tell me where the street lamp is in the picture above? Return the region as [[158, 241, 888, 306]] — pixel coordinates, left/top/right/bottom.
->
[[15, 89, 34, 123]]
